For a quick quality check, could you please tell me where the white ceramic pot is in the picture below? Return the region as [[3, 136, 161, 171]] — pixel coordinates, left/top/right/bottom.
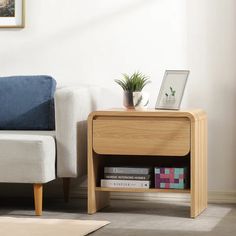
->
[[123, 91, 149, 109]]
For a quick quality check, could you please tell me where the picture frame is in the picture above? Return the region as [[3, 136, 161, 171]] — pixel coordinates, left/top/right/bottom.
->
[[0, 0, 25, 28], [155, 70, 189, 110]]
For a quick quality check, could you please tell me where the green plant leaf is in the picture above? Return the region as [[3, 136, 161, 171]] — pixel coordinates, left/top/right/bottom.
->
[[115, 71, 151, 91]]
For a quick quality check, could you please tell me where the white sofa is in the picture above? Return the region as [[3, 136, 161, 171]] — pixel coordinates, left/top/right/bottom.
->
[[0, 85, 101, 215]]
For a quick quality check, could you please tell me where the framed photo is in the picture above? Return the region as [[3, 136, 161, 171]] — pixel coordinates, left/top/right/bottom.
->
[[0, 0, 25, 28], [155, 70, 189, 110]]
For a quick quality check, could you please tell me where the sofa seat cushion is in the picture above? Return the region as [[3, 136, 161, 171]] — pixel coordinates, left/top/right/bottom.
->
[[0, 75, 56, 130], [0, 134, 56, 184]]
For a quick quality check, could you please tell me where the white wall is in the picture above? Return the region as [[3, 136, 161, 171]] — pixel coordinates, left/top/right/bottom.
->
[[0, 0, 187, 107], [186, 0, 236, 192], [0, 0, 235, 195]]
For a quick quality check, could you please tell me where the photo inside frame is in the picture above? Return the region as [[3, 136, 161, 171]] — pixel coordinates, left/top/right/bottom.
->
[[155, 70, 189, 110], [0, 0, 15, 17], [0, 0, 23, 27]]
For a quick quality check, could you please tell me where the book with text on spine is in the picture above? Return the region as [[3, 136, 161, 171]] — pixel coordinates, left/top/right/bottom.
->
[[104, 173, 150, 180], [101, 179, 150, 189], [104, 167, 151, 175]]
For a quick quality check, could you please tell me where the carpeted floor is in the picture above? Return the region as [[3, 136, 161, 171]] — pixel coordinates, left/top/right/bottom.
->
[[0, 198, 236, 236]]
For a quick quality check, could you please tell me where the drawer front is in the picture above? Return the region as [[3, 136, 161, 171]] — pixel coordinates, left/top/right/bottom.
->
[[93, 117, 190, 156]]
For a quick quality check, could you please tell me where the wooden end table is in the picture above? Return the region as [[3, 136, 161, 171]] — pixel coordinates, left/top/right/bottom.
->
[[87, 109, 207, 218]]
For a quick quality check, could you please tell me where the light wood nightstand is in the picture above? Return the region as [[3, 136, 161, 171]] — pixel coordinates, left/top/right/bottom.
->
[[87, 109, 207, 218]]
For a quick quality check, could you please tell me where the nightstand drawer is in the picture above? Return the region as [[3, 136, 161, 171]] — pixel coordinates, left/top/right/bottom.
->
[[93, 117, 190, 156]]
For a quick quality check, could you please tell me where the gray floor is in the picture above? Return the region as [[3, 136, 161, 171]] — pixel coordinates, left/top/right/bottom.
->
[[0, 197, 236, 236]]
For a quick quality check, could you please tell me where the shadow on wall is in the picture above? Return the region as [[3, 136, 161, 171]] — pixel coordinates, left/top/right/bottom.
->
[[186, 0, 236, 190]]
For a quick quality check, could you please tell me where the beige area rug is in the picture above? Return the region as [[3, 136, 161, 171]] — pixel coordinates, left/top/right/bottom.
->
[[0, 217, 110, 236]]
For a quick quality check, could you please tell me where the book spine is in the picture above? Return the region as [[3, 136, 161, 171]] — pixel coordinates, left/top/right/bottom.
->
[[104, 174, 150, 180], [104, 167, 150, 175], [101, 179, 150, 189]]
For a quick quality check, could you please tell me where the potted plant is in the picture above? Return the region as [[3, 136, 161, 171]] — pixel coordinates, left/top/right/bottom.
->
[[115, 72, 151, 109]]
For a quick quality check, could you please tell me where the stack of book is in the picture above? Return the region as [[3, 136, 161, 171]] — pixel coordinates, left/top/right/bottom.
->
[[101, 167, 151, 189]]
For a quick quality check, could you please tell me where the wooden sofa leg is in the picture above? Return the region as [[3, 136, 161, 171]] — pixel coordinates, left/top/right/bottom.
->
[[34, 184, 43, 216], [63, 178, 71, 203]]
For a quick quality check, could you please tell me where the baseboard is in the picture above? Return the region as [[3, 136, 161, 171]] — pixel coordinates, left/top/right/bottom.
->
[[71, 188, 236, 204], [208, 191, 236, 204]]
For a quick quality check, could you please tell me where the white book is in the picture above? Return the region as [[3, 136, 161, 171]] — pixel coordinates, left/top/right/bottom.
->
[[104, 167, 150, 175], [101, 179, 150, 189]]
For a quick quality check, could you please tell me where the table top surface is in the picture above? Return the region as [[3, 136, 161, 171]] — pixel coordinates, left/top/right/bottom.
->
[[88, 108, 206, 121]]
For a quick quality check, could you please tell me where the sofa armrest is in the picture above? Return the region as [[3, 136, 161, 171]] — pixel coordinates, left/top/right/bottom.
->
[[55, 86, 101, 178]]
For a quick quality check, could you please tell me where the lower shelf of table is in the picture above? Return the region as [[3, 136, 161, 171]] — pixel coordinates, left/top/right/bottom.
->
[[95, 187, 190, 193]]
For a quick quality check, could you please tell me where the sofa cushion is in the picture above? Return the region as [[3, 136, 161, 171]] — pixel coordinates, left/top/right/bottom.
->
[[0, 76, 56, 130], [0, 134, 56, 183]]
